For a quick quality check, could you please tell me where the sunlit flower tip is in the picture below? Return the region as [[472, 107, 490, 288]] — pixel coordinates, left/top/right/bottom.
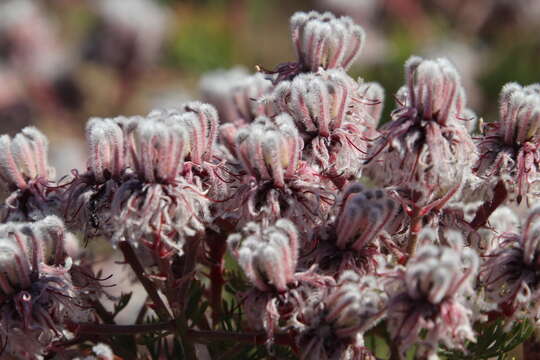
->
[[402, 56, 464, 126], [228, 219, 299, 293], [290, 11, 365, 71], [497, 82, 540, 145], [134, 119, 188, 183], [86, 118, 125, 182], [235, 114, 302, 188], [336, 185, 397, 251], [356, 81, 385, 127], [0, 127, 52, 191]]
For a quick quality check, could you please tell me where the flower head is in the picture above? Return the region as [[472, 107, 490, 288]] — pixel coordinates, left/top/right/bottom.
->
[[234, 114, 303, 188], [200, 68, 274, 125], [386, 244, 478, 358], [475, 83, 540, 203], [480, 205, 540, 322], [290, 11, 365, 72], [228, 219, 299, 293], [0, 217, 90, 358], [367, 56, 476, 207], [293, 271, 385, 360]]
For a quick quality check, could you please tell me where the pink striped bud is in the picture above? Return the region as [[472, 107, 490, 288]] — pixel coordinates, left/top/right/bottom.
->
[[0, 127, 52, 191], [228, 219, 299, 293], [290, 11, 365, 71]]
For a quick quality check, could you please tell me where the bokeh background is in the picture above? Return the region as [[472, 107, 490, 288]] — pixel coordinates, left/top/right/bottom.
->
[[1, 0, 540, 182]]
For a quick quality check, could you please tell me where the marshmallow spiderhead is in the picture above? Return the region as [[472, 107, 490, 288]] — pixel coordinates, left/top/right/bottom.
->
[[234, 114, 303, 188], [386, 244, 478, 359], [200, 68, 274, 125], [290, 11, 365, 72], [306, 183, 398, 275], [228, 219, 299, 293], [475, 82, 540, 203], [480, 205, 540, 323], [0, 218, 90, 359], [261, 11, 365, 84], [366, 56, 477, 208], [0, 127, 59, 222], [293, 271, 386, 360], [219, 114, 334, 234]]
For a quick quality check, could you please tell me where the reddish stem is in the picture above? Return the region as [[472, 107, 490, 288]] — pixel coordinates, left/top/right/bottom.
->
[[77, 322, 295, 347], [206, 229, 229, 325], [406, 206, 422, 262], [119, 241, 172, 321]]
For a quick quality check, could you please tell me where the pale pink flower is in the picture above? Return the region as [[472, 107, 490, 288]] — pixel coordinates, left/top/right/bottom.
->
[[386, 244, 478, 358], [292, 271, 386, 360], [474, 82, 540, 203], [367, 56, 477, 208]]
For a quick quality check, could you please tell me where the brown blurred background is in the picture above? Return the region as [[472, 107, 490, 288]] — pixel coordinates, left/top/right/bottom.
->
[[1, 0, 540, 176]]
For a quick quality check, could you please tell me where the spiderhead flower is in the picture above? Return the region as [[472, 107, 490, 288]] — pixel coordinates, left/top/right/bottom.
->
[[228, 219, 300, 335], [0, 127, 52, 192], [386, 244, 478, 358], [221, 114, 333, 233], [200, 68, 274, 125], [367, 56, 477, 208], [0, 218, 90, 359], [291, 11, 365, 72], [108, 116, 210, 254], [272, 69, 382, 179], [308, 183, 398, 274], [292, 271, 386, 360], [0, 127, 58, 221], [475, 82, 540, 203], [480, 205, 540, 322]]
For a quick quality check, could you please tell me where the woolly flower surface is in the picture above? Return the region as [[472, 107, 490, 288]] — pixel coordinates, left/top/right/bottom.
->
[[475, 82, 540, 203], [386, 244, 478, 358], [0, 217, 89, 359], [292, 271, 386, 360]]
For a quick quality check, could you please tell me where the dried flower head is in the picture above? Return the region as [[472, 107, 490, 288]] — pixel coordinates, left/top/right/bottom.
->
[[475, 82, 540, 203], [293, 271, 386, 360], [386, 244, 478, 358]]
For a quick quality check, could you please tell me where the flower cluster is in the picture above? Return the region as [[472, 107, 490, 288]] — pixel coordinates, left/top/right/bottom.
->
[[2, 7, 540, 360]]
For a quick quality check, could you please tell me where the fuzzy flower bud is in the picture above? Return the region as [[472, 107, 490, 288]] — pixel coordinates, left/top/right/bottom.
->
[[234, 114, 303, 188], [336, 185, 397, 251], [0, 127, 52, 191], [86, 118, 126, 182], [294, 272, 386, 360], [475, 83, 540, 203], [201, 68, 273, 124], [481, 206, 540, 321], [228, 219, 299, 293], [290, 11, 365, 71], [387, 245, 478, 358], [367, 56, 476, 206], [0, 218, 89, 358]]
